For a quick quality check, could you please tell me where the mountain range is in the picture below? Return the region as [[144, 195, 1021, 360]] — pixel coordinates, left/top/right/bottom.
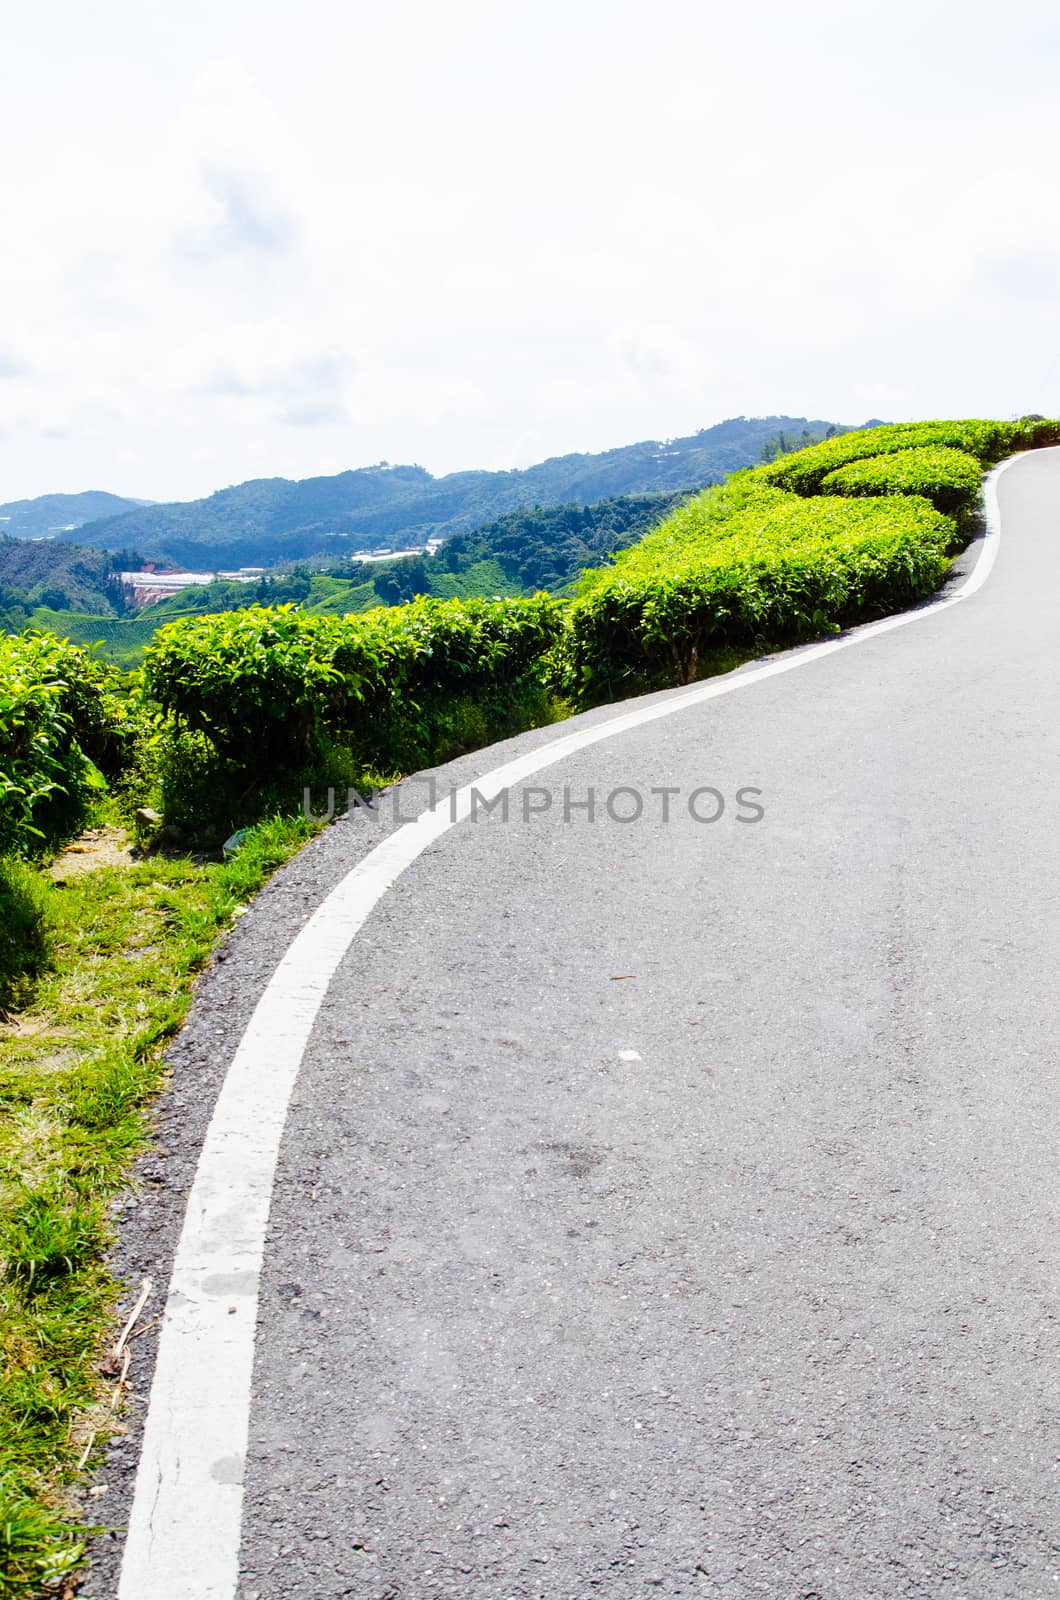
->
[[10, 416, 852, 569], [0, 490, 151, 540]]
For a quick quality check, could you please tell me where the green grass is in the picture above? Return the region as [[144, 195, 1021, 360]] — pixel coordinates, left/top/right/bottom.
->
[[0, 862, 51, 1014], [0, 816, 317, 1596], [300, 576, 379, 616]]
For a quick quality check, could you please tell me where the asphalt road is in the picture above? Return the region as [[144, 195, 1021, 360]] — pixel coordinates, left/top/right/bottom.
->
[[94, 450, 1060, 1599]]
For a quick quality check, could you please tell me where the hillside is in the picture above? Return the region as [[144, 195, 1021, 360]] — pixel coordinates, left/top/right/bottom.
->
[[72, 416, 850, 568], [0, 490, 150, 540], [0, 536, 141, 623], [327, 489, 693, 604]]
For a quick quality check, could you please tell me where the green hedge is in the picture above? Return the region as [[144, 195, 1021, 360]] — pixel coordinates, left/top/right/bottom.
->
[[551, 416, 1060, 705], [0, 635, 125, 856], [554, 486, 953, 703], [819, 445, 983, 518], [759, 418, 1058, 496], [141, 596, 564, 807]]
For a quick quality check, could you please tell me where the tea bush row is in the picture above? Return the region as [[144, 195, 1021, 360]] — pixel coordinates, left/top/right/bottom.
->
[[0, 634, 137, 856], [140, 596, 565, 823], [759, 417, 1058, 495], [818, 445, 983, 518], [553, 417, 1059, 704], [555, 486, 953, 701]]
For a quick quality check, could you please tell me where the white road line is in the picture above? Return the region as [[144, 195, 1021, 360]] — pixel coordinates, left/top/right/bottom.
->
[[116, 455, 1019, 1598]]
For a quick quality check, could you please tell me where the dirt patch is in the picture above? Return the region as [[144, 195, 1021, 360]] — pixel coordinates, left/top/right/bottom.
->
[[47, 827, 136, 883], [1, 1016, 53, 1037]]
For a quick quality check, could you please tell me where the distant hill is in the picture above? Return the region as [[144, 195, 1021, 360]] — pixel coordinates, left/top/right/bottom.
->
[[0, 536, 141, 621], [366, 491, 695, 602], [72, 416, 852, 568], [0, 490, 151, 540]]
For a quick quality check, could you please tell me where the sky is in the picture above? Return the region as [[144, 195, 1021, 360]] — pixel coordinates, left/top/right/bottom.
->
[[1, 0, 1059, 503]]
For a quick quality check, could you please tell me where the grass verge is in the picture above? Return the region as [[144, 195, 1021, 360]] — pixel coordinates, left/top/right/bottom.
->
[[0, 815, 317, 1597]]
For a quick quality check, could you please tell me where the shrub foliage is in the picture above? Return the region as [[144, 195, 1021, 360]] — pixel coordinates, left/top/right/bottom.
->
[[0, 634, 135, 856], [137, 418, 1060, 783], [548, 417, 1060, 704], [554, 486, 953, 701], [759, 417, 1058, 496], [818, 446, 983, 517], [141, 596, 565, 815]]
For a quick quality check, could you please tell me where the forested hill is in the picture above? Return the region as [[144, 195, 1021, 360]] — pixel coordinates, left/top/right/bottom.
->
[[0, 537, 137, 616], [414, 491, 693, 595], [0, 490, 149, 540], [71, 416, 850, 568]]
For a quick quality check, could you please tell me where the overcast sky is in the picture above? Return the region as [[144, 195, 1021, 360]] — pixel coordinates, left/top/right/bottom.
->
[[2, 0, 1059, 502]]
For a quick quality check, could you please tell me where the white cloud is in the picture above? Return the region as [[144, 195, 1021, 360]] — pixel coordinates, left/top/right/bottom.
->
[[0, 347, 29, 380], [164, 62, 306, 266], [611, 325, 710, 386], [0, 0, 1059, 500]]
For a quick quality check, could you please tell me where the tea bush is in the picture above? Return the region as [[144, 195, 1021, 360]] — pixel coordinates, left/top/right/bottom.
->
[[141, 596, 565, 825], [759, 417, 1058, 496], [819, 445, 982, 518], [554, 488, 953, 703], [0, 634, 121, 856], [551, 417, 1060, 705]]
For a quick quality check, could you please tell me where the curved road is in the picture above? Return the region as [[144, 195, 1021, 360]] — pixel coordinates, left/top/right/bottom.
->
[[99, 450, 1059, 1598]]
